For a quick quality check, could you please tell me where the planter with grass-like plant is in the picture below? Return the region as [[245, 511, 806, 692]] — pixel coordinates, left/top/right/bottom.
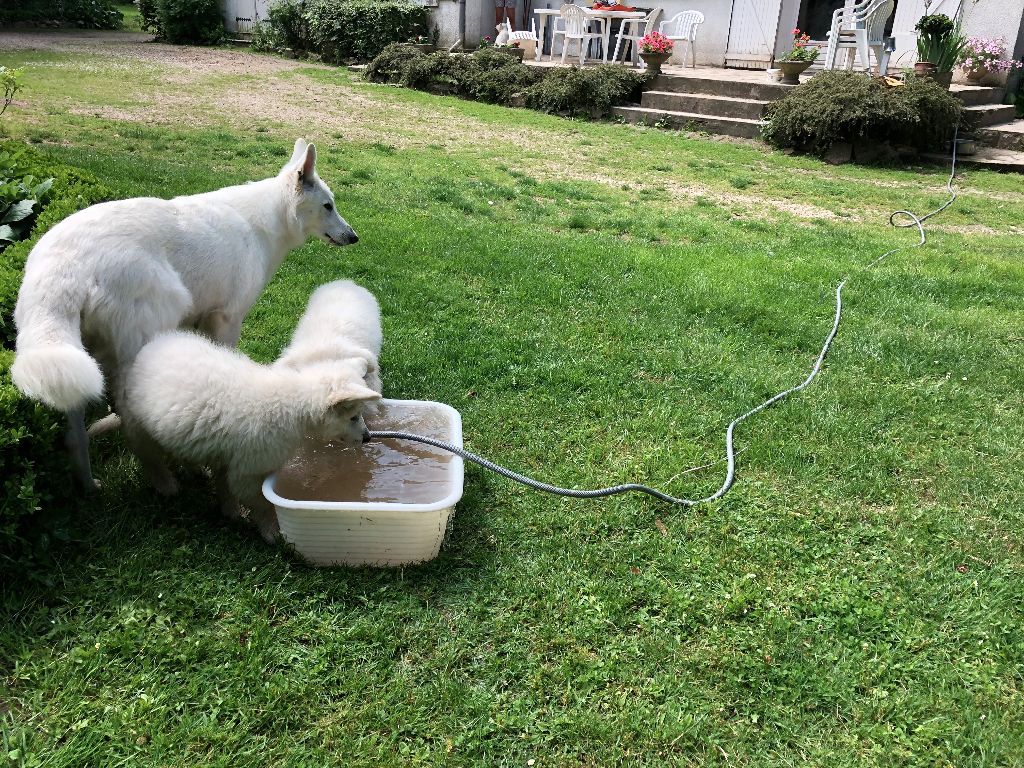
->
[[915, 13, 965, 90], [777, 28, 818, 85]]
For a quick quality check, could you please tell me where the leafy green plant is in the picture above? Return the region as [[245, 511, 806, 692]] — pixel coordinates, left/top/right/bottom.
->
[[263, 0, 311, 52], [154, 0, 224, 44], [137, 0, 159, 32], [0, 168, 53, 246], [0, 67, 21, 120], [762, 70, 965, 155]]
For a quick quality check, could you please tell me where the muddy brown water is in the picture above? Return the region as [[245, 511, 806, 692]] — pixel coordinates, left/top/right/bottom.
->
[[273, 404, 455, 505]]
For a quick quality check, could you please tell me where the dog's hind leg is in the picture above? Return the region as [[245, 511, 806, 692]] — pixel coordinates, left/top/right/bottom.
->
[[65, 409, 99, 490], [122, 421, 179, 496]]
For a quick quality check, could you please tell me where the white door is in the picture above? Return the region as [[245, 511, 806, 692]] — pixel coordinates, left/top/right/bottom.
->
[[726, 0, 785, 68]]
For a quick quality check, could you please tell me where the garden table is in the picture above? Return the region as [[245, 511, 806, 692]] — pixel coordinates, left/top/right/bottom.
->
[[533, 7, 647, 62]]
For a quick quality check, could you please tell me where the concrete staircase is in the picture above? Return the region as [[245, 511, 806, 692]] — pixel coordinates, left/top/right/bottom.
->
[[612, 73, 1018, 142]]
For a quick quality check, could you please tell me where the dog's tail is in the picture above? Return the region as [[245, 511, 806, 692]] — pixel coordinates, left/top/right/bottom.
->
[[11, 278, 104, 413], [87, 413, 122, 436]]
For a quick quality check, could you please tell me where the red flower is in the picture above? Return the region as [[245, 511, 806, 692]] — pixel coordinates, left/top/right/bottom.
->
[[792, 27, 800, 35]]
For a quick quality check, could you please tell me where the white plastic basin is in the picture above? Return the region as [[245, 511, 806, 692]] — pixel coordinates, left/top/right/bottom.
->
[[262, 399, 464, 567]]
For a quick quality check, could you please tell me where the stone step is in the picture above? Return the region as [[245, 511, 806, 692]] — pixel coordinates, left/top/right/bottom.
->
[[976, 119, 1024, 151], [645, 73, 792, 101], [965, 103, 1019, 128], [639, 90, 770, 120], [612, 106, 765, 139], [951, 84, 1005, 106]]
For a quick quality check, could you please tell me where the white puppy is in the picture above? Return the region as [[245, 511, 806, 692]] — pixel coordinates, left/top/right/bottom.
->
[[121, 332, 379, 543], [11, 139, 357, 489], [275, 280, 383, 396]]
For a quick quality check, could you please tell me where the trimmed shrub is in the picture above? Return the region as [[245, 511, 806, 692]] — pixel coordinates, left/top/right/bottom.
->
[[762, 71, 966, 155], [523, 65, 648, 117], [305, 0, 429, 63], [154, 0, 225, 44], [0, 0, 123, 30], [365, 47, 628, 112], [363, 42, 425, 83], [0, 142, 111, 570]]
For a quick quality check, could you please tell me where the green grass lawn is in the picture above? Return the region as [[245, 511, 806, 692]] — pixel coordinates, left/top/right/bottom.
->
[[1, 36, 1023, 766]]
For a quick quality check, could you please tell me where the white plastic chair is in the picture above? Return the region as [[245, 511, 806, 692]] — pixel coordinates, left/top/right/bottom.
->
[[553, 4, 602, 65], [611, 8, 663, 67], [823, 0, 895, 73], [509, 25, 539, 60], [659, 10, 704, 68]]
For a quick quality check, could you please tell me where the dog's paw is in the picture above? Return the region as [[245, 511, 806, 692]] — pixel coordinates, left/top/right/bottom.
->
[[148, 468, 180, 496]]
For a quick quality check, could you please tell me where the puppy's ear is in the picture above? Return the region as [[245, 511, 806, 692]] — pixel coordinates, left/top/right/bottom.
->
[[297, 143, 317, 189], [327, 382, 381, 409]]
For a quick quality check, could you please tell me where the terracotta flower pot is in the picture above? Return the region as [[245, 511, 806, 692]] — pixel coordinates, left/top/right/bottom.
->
[[504, 46, 526, 61], [778, 60, 812, 85], [914, 61, 937, 76], [639, 51, 671, 74]]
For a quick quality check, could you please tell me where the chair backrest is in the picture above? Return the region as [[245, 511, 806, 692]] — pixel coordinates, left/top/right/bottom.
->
[[639, 7, 663, 36], [661, 10, 703, 41], [560, 4, 589, 36], [860, 0, 895, 42]]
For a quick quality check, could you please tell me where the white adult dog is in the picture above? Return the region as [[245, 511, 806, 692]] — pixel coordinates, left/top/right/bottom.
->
[[11, 138, 357, 489]]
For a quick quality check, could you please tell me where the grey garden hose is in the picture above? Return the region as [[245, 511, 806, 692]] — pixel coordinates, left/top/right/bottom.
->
[[370, 132, 960, 507]]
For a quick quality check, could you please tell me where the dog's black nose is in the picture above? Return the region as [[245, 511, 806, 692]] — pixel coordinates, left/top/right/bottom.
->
[[349, 232, 359, 244], [361, 429, 371, 443]]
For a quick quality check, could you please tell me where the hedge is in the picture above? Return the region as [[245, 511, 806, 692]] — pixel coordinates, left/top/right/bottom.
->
[[365, 44, 648, 117], [0, 0, 123, 30], [257, 0, 429, 62], [0, 140, 112, 569]]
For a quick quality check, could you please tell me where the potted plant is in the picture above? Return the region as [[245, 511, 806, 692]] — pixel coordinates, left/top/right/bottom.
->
[[638, 31, 674, 74], [777, 28, 818, 85], [409, 34, 436, 53], [504, 40, 526, 61], [958, 37, 1023, 83], [914, 13, 965, 88]]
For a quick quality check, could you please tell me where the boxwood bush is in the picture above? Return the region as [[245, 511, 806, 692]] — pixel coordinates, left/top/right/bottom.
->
[[762, 71, 966, 155], [0, 141, 112, 570]]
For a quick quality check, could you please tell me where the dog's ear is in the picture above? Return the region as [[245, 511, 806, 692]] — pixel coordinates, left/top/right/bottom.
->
[[296, 143, 318, 189], [288, 138, 308, 166], [327, 381, 381, 409]]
